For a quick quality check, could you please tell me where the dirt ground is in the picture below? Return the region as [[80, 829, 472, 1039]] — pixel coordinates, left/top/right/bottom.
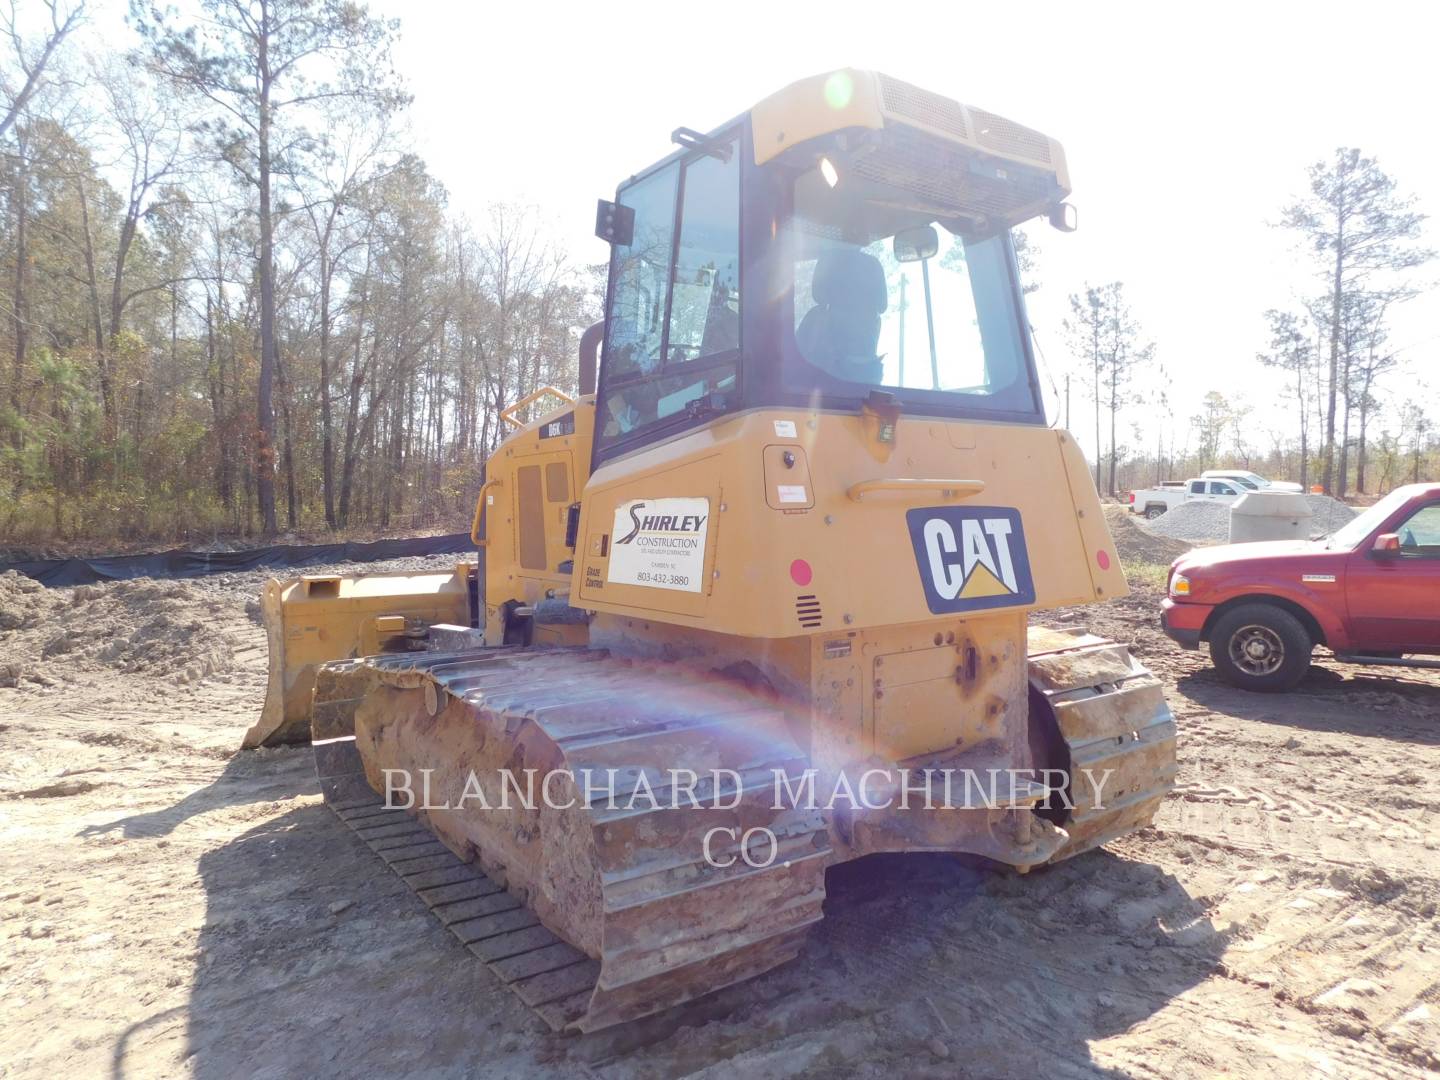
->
[[2, 549, 1438, 1079]]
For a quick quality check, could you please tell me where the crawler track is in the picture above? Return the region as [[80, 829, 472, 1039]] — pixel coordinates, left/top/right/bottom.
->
[[312, 646, 831, 1033], [312, 630, 1175, 1032]]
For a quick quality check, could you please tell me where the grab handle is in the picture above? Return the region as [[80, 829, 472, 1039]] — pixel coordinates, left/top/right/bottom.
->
[[846, 478, 985, 502], [471, 478, 503, 547]]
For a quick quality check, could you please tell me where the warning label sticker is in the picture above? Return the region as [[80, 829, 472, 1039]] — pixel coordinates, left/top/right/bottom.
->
[[607, 497, 710, 593]]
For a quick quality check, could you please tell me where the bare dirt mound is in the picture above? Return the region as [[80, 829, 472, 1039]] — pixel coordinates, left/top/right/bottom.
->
[[1103, 503, 1192, 565], [0, 571, 236, 687], [3, 559, 1439, 1077]]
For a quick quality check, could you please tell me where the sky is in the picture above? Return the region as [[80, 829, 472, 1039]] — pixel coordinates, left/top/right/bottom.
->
[[92, 0, 1440, 466]]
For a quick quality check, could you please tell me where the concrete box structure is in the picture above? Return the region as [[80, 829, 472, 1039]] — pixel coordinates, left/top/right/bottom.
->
[[1229, 491, 1314, 542]]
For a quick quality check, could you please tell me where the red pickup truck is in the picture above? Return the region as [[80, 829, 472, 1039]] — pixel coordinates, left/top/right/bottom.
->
[[1161, 483, 1440, 691]]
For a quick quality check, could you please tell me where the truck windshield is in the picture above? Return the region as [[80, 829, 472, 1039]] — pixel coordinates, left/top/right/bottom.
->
[[782, 169, 1037, 415], [1327, 488, 1413, 548]]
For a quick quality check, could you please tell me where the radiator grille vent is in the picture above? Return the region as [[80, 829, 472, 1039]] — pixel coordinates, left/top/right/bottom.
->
[[968, 107, 1053, 164], [795, 595, 823, 628], [877, 73, 971, 141], [854, 123, 1057, 221]]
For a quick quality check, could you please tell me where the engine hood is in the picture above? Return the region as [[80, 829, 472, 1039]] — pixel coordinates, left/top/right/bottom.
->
[[1174, 538, 1341, 575]]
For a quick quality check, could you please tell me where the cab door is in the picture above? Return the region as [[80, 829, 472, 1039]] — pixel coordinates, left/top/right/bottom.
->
[[1345, 500, 1440, 651], [1209, 481, 1240, 502]]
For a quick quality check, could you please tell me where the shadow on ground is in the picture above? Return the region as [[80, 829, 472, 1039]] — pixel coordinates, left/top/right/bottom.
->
[[109, 799, 539, 1079], [567, 849, 1225, 1078], [78, 748, 316, 840], [120, 777, 1223, 1078], [1176, 662, 1440, 746]]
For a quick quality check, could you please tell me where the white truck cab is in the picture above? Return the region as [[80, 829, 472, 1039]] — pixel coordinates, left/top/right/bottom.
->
[[1187, 477, 1244, 502], [1200, 469, 1304, 494]]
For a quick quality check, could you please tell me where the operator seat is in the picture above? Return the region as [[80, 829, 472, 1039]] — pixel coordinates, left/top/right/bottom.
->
[[796, 249, 887, 384]]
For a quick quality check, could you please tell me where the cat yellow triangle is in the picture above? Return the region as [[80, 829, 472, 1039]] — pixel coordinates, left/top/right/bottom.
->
[[959, 561, 1012, 598]]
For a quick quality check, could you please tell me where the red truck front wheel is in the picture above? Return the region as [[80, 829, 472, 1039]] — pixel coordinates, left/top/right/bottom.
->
[[1208, 604, 1314, 692]]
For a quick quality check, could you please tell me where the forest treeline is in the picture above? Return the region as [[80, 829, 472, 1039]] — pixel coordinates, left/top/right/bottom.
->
[[1063, 149, 1435, 499], [2, 2, 1437, 548], [1, 0, 596, 545]]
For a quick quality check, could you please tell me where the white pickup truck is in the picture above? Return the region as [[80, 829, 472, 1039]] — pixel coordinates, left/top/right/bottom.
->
[[1128, 471, 1305, 518], [1199, 469, 1304, 494], [1128, 476, 1253, 519]]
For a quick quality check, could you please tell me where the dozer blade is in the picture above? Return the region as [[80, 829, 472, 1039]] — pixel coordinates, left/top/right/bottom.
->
[[243, 565, 473, 749], [1026, 626, 1178, 861], [310, 647, 832, 1033]]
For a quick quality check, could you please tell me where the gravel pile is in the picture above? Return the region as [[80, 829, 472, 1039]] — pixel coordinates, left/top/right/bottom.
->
[[1141, 494, 1358, 544], [1143, 500, 1232, 541], [1306, 494, 1358, 534]]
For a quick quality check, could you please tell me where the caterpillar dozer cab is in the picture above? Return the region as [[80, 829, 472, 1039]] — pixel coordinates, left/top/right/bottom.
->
[[247, 69, 1176, 1033]]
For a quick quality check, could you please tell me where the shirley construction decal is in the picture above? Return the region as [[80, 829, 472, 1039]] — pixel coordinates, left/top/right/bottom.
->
[[607, 497, 710, 593]]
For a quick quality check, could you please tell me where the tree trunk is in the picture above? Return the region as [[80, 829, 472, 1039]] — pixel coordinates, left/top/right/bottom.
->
[[1322, 188, 1345, 494], [109, 206, 139, 342], [1337, 349, 1353, 499], [206, 292, 234, 511], [1356, 366, 1376, 494], [318, 243, 336, 528], [10, 136, 28, 461], [1092, 357, 1101, 492], [1107, 376, 1118, 497], [255, 15, 279, 536], [1356, 420, 1368, 493], [273, 332, 298, 532], [338, 258, 373, 528], [75, 176, 117, 446], [1298, 360, 1309, 490]]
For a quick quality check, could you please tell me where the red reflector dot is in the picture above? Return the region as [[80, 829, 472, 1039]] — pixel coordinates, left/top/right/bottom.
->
[[789, 559, 813, 587], [1096, 550, 1112, 571]]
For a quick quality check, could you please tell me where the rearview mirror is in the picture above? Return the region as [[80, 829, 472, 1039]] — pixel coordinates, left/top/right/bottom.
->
[[893, 225, 939, 263], [1372, 533, 1401, 556]]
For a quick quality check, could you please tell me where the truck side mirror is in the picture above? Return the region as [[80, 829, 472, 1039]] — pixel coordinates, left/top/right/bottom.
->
[[1371, 533, 1401, 557]]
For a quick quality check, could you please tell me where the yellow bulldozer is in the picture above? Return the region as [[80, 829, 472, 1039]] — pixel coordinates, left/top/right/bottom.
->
[[245, 69, 1176, 1033]]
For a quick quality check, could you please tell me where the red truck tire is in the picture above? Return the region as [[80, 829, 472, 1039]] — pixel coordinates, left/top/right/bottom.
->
[[1208, 603, 1314, 692]]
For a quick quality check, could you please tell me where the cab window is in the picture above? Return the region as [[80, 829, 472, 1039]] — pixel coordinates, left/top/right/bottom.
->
[[1210, 482, 1237, 496], [597, 139, 740, 452], [601, 166, 678, 385], [782, 168, 1035, 416], [1190, 481, 1205, 495], [1396, 504, 1440, 556]]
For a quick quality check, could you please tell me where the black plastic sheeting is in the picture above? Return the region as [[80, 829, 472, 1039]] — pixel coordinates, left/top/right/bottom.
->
[[4, 532, 475, 588]]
